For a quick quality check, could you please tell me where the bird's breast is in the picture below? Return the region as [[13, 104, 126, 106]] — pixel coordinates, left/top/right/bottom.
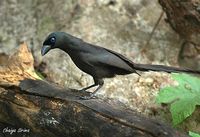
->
[[69, 52, 97, 76]]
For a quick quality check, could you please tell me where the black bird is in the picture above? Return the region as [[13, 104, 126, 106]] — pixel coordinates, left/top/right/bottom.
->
[[41, 32, 200, 98]]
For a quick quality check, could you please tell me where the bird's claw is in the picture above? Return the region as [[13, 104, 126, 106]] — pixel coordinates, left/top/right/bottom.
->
[[79, 93, 97, 100], [79, 89, 86, 92], [79, 89, 91, 93]]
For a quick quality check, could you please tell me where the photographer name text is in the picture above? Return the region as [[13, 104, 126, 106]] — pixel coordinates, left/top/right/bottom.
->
[[2, 127, 30, 135]]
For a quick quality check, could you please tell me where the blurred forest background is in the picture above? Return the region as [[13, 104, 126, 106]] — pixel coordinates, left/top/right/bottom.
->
[[0, 0, 200, 131]]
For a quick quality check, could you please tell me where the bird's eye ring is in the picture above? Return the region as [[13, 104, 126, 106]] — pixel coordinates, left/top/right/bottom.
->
[[50, 37, 56, 43]]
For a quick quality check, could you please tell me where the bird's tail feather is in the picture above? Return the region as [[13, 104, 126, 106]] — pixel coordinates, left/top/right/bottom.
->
[[133, 63, 200, 74]]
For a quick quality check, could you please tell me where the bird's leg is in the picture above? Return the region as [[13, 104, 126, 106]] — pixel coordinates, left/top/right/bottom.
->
[[80, 83, 97, 92], [91, 78, 104, 95], [80, 78, 104, 100]]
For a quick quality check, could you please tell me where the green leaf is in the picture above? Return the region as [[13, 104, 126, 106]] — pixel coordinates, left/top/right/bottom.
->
[[189, 131, 200, 137], [172, 73, 200, 92], [35, 70, 45, 80], [156, 73, 200, 125], [170, 96, 196, 125]]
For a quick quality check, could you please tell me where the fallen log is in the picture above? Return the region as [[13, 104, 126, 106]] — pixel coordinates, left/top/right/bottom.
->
[[0, 43, 188, 137]]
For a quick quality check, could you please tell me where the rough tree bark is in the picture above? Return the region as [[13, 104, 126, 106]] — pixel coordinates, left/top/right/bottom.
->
[[158, 0, 200, 68], [0, 43, 188, 137], [158, 0, 200, 40]]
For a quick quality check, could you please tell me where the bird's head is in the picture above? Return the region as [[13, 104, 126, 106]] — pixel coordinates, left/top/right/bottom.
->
[[41, 32, 66, 56], [41, 32, 83, 56]]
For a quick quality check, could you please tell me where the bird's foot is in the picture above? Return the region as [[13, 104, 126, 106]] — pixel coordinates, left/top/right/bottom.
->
[[78, 89, 90, 93], [79, 89, 86, 92], [79, 93, 97, 100]]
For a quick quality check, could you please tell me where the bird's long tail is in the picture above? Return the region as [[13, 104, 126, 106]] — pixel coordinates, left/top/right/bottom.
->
[[133, 63, 200, 74]]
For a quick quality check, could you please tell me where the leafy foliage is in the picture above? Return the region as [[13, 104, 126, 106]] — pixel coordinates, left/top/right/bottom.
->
[[189, 131, 200, 137], [156, 73, 200, 125]]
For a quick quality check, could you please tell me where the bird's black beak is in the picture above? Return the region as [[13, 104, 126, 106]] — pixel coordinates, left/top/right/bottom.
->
[[41, 45, 51, 56]]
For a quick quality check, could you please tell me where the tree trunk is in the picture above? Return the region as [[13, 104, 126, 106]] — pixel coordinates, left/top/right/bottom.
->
[[158, 0, 200, 69]]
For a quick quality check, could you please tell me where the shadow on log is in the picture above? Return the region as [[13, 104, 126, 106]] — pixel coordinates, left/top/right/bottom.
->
[[0, 43, 188, 137]]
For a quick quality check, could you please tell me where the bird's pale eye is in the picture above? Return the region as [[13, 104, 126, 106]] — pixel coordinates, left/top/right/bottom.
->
[[50, 37, 56, 44]]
